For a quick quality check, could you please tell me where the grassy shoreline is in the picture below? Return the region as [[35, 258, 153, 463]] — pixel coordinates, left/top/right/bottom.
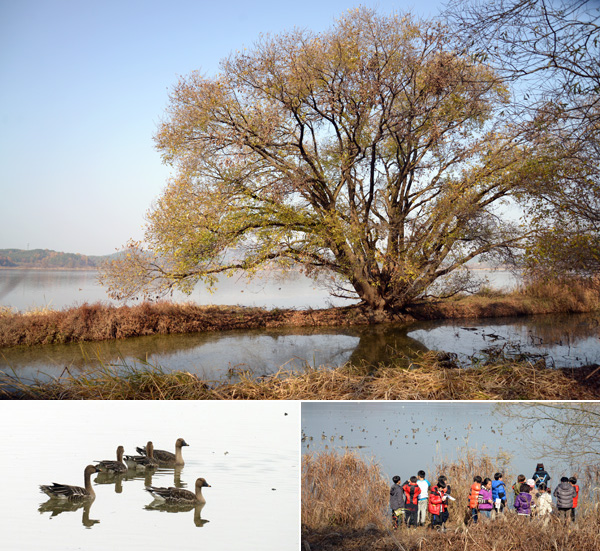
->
[[3, 354, 599, 399], [1, 279, 599, 349]]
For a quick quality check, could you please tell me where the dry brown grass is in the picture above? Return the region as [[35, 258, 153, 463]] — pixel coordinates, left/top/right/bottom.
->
[[302, 450, 389, 531], [409, 278, 600, 320], [2, 353, 599, 399], [302, 450, 600, 551], [0, 301, 398, 348]]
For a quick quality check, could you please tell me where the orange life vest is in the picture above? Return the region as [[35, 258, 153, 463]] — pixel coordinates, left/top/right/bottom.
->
[[469, 482, 481, 509]]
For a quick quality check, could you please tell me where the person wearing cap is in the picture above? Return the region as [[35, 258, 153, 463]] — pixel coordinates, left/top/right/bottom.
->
[[389, 475, 406, 529]]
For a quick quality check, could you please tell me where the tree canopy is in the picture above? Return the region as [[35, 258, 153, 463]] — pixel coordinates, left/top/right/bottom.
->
[[446, 0, 600, 279], [102, 8, 557, 311]]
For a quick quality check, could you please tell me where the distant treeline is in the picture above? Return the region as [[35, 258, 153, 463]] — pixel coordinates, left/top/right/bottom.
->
[[0, 249, 111, 269]]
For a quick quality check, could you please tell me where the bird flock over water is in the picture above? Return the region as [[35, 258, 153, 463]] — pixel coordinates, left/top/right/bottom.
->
[[39, 438, 211, 505]]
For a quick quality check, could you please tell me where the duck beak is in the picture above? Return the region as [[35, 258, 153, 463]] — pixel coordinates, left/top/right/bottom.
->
[[183, 441, 189, 447]]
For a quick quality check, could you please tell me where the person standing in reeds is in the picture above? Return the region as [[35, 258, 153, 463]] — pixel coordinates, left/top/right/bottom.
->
[[512, 474, 526, 505], [514, 483, 534, 517], [428, 479, 449, 531], [468, 476, 483, 524], [536, 483, 553, 527], [403, 476, 421, 527], [416, 470, 430, 527], [390, 475, 406, 530], [533, 463, 551, 489], [569, 476, 579, 521], [491, 472, 508, 517], [554, 476, 577, 521], [478, 478, 494, 519]]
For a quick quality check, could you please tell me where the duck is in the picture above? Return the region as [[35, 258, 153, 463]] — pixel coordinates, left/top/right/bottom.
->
[[40, 465, 99, 500], [95, 445, 127, 473], [145, 477, 211, 504], [136, 437, 189, 466], [125, 441, 159, 469]]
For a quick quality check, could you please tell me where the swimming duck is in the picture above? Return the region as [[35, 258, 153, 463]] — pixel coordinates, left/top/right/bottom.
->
[[95, 445, 127, 473], [40, 465, 99, 500], [136, 437, 189, 466], [145, 477, 211, 504], [125, 441, 159, 469]]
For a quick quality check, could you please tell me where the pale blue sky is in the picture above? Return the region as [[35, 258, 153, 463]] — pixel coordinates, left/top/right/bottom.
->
[[1, 0, 444, 256]]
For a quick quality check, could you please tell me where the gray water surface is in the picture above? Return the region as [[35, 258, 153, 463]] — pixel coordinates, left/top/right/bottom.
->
[[2, 314, 598, 384], [302, 402, 575, 491]]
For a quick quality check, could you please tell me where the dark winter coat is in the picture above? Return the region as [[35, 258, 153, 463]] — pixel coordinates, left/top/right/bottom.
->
[[533, 470, 551, 488], [390, 483, 405, 510], [553, 482, 576, 509]]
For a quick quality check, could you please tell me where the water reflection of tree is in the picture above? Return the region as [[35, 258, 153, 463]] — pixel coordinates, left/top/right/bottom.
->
[[518, 313, 600, 347], [38, 498, 99, 528], [345, 325, 429, 368]]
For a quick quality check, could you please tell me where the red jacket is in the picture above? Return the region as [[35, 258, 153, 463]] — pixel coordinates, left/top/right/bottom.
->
[[428, 485, 448, 515], [573, 485, 579, 508], [403, 482, 421, 507]]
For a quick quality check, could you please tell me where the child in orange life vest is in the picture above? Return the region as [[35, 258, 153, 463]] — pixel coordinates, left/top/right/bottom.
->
[[468, 476, 483, 524], [569, 477, 579, 522]]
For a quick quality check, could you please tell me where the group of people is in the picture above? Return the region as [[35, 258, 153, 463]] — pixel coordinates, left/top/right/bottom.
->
[[389, 470, 455, 530], [389, 463, 580, 531]]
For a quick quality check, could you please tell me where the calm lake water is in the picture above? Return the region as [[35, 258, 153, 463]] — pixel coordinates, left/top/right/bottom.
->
[[1, 269, 598, 382], [302, 402, 578, 501], [0, 401, 299, 551]]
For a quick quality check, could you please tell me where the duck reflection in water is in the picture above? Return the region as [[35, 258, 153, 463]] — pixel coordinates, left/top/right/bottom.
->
[[144, 501, 209, 528], [38, 498, 100, 528], [94, 470, 126, 493]]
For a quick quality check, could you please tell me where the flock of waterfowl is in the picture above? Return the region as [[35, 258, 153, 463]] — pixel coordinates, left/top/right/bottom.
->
[[40, 438, 211, 505]]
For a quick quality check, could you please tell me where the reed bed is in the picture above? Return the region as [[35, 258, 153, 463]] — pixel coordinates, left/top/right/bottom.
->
[[2, 353, 599, 399], [302, 451, 389, 531], [0, 302, 389, 348], [302, 450, 600, 551]]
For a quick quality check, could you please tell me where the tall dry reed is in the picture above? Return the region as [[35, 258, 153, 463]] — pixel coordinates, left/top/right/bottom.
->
[[302, 450, 389, 531]]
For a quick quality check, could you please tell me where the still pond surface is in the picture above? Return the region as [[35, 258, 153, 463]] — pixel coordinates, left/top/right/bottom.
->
[[0, 401, 299, 551]]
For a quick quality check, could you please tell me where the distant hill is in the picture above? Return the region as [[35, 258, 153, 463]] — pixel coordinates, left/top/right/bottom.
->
[[0, 249, 114, 269]]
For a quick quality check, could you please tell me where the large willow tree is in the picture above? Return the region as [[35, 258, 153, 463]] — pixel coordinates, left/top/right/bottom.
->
[[102, 9, 537, 312]]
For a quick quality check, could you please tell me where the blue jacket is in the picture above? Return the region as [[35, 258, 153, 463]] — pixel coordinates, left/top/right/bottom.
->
[[492, 480, 507, 501]]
